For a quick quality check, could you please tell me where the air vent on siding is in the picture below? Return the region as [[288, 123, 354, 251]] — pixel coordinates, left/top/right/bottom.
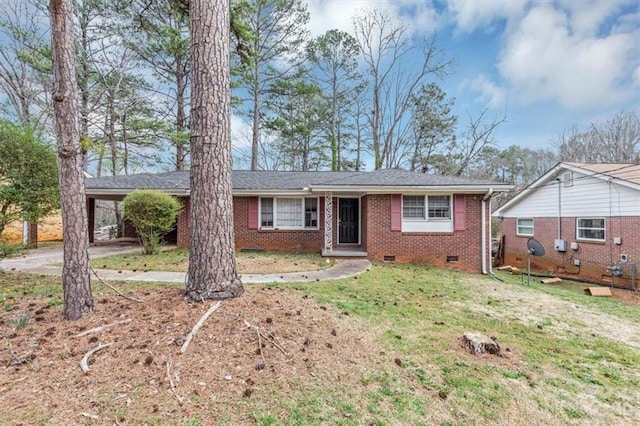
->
[[563, 171, 573, 187]]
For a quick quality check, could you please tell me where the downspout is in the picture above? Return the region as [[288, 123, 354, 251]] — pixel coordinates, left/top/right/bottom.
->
[[481, 188, 494, 274], [556, 178, 562, 240]]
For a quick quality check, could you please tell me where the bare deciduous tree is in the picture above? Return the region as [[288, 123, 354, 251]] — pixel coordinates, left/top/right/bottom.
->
[[353, 9, 454, 170], [554, 110, 640, 163]]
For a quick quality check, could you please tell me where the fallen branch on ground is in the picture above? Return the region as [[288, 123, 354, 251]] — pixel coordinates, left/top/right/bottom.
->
[[180, 301, 222, 353], [80, 343, 113, 374], [166, 360, 184, 405], [245, 319, 266, 365], [90, 266, 143, 302], [80, 412, 100, 420], [75, 319, 132, 338], [244, 320, 290, 356]]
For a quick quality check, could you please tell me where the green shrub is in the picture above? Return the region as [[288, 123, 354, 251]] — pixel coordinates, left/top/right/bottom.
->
[[122, 190, 181, 254], [0, 238, 22, 260]]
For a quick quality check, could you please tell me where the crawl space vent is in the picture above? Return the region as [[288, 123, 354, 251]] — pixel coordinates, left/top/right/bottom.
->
[[446, 255, 459, 263], [383, 255, 396, 262]]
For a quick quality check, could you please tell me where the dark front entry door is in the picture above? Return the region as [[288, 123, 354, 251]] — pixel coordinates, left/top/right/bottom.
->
[[339, 198, 359, 244]]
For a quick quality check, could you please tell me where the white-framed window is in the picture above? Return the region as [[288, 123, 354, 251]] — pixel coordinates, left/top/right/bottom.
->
[[428, 196, 451, 219], [516, 218, 534, 236], [402, 195, 451, 220], [260, 197, 318, 229], [402, 196, 425, 218], [577, 217, 605, 241]]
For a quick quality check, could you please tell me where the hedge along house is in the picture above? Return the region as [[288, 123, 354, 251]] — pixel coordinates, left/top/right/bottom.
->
[[493, 162, 640, 289], [84, 169, 512, 273]]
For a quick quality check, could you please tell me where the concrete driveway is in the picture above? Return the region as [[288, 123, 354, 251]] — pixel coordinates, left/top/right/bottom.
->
[[0, 241, 142, 274]]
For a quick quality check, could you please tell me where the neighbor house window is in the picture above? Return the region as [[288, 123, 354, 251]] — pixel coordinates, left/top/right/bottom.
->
[[260, 197, 318, 229], [577, 218, 605, 241], [402, 195, 451, 220], [516, 218, 534, 236]]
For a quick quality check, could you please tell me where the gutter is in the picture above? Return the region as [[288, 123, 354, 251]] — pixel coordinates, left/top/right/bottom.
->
[[481, 188, 495, 275]]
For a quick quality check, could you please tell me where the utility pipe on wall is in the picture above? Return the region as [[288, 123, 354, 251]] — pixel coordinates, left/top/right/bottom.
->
[[557, 177, 562, 239], [481, 188, 494, 274]]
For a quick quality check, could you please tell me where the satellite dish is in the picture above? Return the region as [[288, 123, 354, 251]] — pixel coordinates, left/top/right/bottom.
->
[[525, 238, 546, 285], [527, 238, 545, 256]]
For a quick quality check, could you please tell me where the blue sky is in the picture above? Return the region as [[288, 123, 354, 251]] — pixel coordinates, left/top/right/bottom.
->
[[291, 0, 640, 152]]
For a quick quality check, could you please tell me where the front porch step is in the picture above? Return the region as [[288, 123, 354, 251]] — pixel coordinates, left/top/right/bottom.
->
[[322, 249, 368, 258]]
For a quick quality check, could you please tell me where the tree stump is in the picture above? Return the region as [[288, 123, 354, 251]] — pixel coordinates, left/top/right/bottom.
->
[[462, 332, 501, 355]]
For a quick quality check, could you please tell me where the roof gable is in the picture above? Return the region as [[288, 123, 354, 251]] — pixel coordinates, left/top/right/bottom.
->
[[494, 162, 640, 216]]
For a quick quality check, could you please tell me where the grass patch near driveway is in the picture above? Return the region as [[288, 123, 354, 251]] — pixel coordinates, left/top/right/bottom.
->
[[90, 248, 330, 274]]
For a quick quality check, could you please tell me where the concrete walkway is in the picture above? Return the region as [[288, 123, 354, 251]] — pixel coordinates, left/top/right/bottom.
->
[[0, 243, 372, 284]]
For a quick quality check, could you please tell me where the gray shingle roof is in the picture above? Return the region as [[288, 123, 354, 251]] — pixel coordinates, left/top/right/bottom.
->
[[85, 169, 506, 193]]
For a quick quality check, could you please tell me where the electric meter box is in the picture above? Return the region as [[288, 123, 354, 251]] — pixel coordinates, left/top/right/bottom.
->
[[554, 239, 567, 252]]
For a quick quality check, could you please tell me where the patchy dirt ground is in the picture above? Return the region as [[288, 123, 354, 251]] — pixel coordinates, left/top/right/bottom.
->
[[0, 285, 393, 425], [460, 275, 640, 349]]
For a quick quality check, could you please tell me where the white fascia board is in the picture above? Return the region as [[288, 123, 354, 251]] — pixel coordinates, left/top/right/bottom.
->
[[309, 185, 513, 194], [562, 163, 640, 191], [232, 189, 311, 197], [86, 188, 190, 197]]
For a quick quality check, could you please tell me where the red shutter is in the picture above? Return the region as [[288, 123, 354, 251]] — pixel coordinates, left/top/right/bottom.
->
[[248, 197, 259, 229], [454, 194, 466, 231], [390, 194, 402, 231]]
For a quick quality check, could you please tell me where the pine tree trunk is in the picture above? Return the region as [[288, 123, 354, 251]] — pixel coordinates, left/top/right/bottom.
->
[[186, 0, 243, 301], [49, 0, 93, 320]]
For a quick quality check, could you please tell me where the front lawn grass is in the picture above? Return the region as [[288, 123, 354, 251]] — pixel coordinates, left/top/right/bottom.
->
[[2, 263, 638, 425], [283, 263, 640, 424]]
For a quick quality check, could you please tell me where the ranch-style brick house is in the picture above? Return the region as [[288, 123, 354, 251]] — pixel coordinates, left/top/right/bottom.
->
[[85, 169, 512, 273], [493, 162, 640, 289]]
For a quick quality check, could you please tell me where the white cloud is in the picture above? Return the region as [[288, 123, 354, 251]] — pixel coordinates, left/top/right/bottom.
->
[[557, 0, 633, 36], [304, 0, 439, 37], [231, 114, 252, 149], [633, 66, 640, 88], [462, 75, 507, 109], [497, 4, 638, 108], [446, 0, 528, 34]]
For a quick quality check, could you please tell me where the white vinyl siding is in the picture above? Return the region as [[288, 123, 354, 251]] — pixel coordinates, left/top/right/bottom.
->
[[516, 218, 534, 236], [577, 217, 605, 241], [260, 197, 318, 229], [402, 195, 453, 232], [496, 170, 640, 218]]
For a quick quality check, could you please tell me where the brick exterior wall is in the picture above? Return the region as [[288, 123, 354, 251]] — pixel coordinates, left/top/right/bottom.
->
[[501, 216, 640, 287], [175, 193, 489, 272], [364, 194, 486, 272], [234, 197, 325, 252]]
